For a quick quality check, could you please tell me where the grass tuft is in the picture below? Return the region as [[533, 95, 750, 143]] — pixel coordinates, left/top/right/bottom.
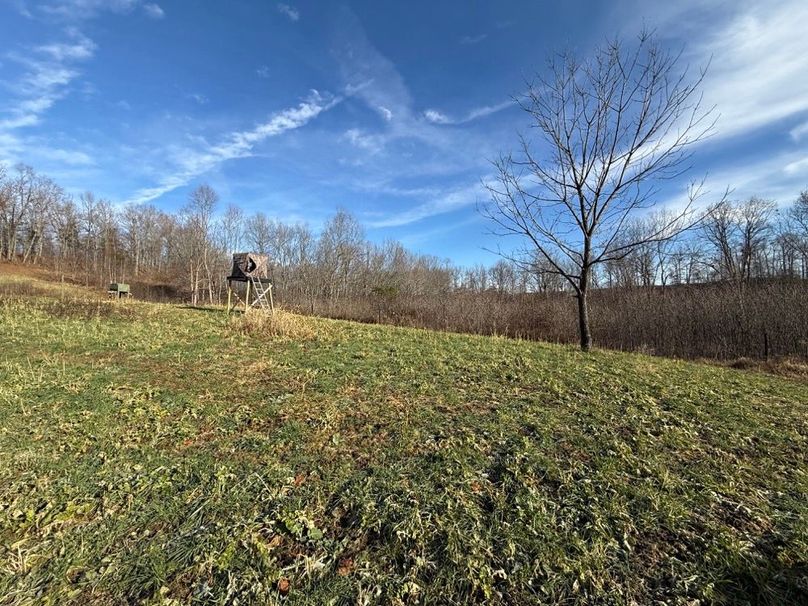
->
[[231, 308, 318, 341]]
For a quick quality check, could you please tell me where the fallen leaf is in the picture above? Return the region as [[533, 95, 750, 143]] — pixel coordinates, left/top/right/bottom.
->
[[337, 556, 354, 576]]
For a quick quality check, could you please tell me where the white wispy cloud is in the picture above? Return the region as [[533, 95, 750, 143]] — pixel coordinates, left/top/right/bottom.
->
[[617, 0, 808, 208], [40, 0, 140, 20], [35, 33, 95, 61], [142, 3, 164, 19], [644, 0, 808, 143], [256, 65, 271, 79], [0, 30, 96, 163], [277, 3, 299, 22], [423, 109, 451, 125], [334, 10, 414, 130], [466, 100, 514, 121], [783, 157, 808, 177], [398, 214, 483, 247], [342, 128, 383, 154], [127, 91, 339, 204], [367, 180, 490, 228], [790, 121, 808, 142], [460, 33, 488, 45], [8, 0, 33, 17], [36, 0, 168, 21], [37, 147, 95, 166], [332, 7, 508, 156], [423, 99, 513, 125], [681, 149, 808, 210], [328, 7, 515, 226]]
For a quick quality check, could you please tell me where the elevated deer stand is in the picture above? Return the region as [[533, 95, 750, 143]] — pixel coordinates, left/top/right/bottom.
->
[[226, 252, 274, 313]]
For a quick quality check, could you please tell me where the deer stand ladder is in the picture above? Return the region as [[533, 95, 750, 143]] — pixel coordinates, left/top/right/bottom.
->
[[226, 276, 274, 314], [248, 275, 274, 312]]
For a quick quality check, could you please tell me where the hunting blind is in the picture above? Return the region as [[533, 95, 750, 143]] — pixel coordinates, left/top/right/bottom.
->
[[226, 252, 274, 313]]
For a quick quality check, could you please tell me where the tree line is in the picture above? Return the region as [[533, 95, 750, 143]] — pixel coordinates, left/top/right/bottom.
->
[[0, 164, 458, 308], [1, 160, 807, 360]]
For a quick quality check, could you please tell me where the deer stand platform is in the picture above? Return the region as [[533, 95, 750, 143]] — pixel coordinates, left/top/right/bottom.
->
[[226, 252, 274, 313]]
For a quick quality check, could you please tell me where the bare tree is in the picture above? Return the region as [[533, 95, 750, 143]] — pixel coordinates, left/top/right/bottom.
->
[[702, 201, 738, 280], [669, 239, 704, 285], [181, 184, 219, 305], [790, 191, 808, 275], [737, 197, 775, 281], [483, 32, 718, 350], [121, 203, 163, 277], [703, 198, 776, 281], [245, 212, 272, 255], [490, 259, 518, 295], [1, 165, 38, 262], [217, 203, 245, 256], [316, 209, 364, 302]]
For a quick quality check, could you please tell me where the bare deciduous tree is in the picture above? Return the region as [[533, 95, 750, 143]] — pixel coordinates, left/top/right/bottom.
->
[[484, 32, 719, 350], [703, 197, 777, 281], [790, 191, 808, 266], [181, 184, 219, 305], [217, 203, 245, 256], [245, 212, 272, 255]]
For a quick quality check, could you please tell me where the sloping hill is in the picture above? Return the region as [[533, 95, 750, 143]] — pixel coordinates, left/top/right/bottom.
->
[[1, 273, 806, 605]]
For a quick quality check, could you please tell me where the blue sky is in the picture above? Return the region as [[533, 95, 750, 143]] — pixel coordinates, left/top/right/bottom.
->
[[1, 0, 808, 265]]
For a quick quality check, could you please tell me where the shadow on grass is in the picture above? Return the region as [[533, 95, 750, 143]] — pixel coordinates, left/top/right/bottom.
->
[[179, 305, 231, 314], [717, 540, 808, 605]]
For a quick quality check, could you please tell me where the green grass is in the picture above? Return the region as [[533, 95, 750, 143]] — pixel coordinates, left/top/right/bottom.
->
[[1, 274, 807, 605]]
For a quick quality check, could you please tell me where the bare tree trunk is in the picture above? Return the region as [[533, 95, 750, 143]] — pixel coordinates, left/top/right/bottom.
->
[[577, 287, 592, 351], [22, 232, 36, 264]]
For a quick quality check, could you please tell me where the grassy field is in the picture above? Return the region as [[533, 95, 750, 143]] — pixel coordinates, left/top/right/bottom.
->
[[1, 273, 807, 605]]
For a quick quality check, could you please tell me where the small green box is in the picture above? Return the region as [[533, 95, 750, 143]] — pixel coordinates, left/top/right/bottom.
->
[[108, 283, 131, 298]]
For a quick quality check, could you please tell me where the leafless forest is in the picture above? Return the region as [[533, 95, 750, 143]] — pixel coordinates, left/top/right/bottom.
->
[[1, 162, 807, 360]]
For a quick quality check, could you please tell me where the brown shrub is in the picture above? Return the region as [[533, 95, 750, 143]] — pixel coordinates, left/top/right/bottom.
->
[[282, 279, 808, 361]]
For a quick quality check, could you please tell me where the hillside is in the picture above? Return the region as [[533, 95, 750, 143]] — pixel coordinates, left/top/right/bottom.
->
[[1, 273, 806, 605]]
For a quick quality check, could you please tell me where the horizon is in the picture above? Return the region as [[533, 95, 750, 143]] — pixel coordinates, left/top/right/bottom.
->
[[2, 0, 808, 266]]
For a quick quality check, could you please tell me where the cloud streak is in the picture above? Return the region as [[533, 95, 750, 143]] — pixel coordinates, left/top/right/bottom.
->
[[657, 0, 808, 143], [790, 121, 808, 142], [460, 33, 487, 45], [326, 7, 522, 227], [277, 3, 299, 22], [423, 99, 514, 125], [143, 3, 164, 19], [0, 30, 96, 162], [679, 148, 808, 211], [40, 0, 140, 20], [367, 180, 490, 228], [126, 91, 339, 204]]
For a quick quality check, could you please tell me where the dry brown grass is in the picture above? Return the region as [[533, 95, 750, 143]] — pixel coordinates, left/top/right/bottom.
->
[[231, 308, 317, 341], [721, 356, 808, 381]]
